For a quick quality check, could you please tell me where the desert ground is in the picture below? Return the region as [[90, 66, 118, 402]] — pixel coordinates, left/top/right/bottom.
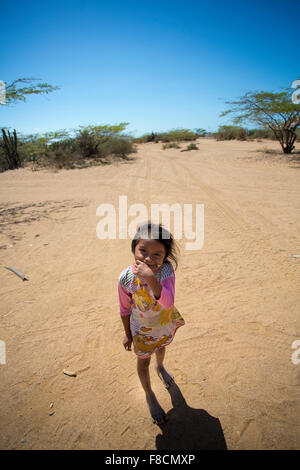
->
[[0, 138, 300, 450]]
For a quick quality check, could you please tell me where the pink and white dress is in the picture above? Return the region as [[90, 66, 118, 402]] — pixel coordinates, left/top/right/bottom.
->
[[118, 261, 185, 358]]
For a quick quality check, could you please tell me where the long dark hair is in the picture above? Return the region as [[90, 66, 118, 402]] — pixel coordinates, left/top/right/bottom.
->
[[131, 221, 179, 270]]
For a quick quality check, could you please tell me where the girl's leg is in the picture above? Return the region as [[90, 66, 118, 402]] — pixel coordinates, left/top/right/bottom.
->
[[137, 357, 166, 424], [154, 347, 174, 388], [137, 356, 152, 396]]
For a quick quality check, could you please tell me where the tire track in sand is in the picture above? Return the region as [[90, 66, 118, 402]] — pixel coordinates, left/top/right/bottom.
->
[[156, 149, 299, 281]]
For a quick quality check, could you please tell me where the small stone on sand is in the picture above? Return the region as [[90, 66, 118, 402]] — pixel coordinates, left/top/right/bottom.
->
[[63, 369, 77, 377]]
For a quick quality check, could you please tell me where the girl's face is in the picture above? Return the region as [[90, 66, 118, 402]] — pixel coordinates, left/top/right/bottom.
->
[[134, 238, 166, 273]]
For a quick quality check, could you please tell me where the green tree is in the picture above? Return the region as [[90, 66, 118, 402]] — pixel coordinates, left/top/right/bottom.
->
[[0, 78, 60, 171], [195, 128, 206, 136], [220, 88, 300, 154], [2, 77, 60, 106]]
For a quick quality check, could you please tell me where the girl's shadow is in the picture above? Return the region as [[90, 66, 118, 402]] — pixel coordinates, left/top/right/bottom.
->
[[156, 382, 227, 450]]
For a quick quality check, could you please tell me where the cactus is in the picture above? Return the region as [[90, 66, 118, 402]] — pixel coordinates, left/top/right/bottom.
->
[[1, 128, 21, 169]]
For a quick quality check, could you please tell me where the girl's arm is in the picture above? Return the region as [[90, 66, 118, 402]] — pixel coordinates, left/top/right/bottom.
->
[[121, 315, 132, 351], [121, 315, 132, 338], [133, 260, 175, 309], [157, 262, 176, 309], [118, 282, 132, 349], [153, 276, 175, 310], [118, 281, 131, 317], [144, 275, 162, 300], [145, 275, 175, 310]]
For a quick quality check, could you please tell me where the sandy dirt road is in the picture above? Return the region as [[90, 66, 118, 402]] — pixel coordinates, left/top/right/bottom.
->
[[0, 138, 299, 449]]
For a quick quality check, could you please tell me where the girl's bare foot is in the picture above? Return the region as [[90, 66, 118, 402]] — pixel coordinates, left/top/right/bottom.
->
[[155, 365, 174, 389], [146, 391, 167, 425]]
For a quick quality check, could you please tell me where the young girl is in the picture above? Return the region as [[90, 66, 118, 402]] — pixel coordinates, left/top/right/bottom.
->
[[118, 222, 185, 425]]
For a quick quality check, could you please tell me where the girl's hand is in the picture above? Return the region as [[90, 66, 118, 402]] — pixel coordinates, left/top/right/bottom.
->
[[133, 260, 156, 280], [123, 335, 132, 351]]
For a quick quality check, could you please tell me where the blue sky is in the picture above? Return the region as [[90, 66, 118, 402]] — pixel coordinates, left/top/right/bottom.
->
[[1, 0, 299, 137]]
